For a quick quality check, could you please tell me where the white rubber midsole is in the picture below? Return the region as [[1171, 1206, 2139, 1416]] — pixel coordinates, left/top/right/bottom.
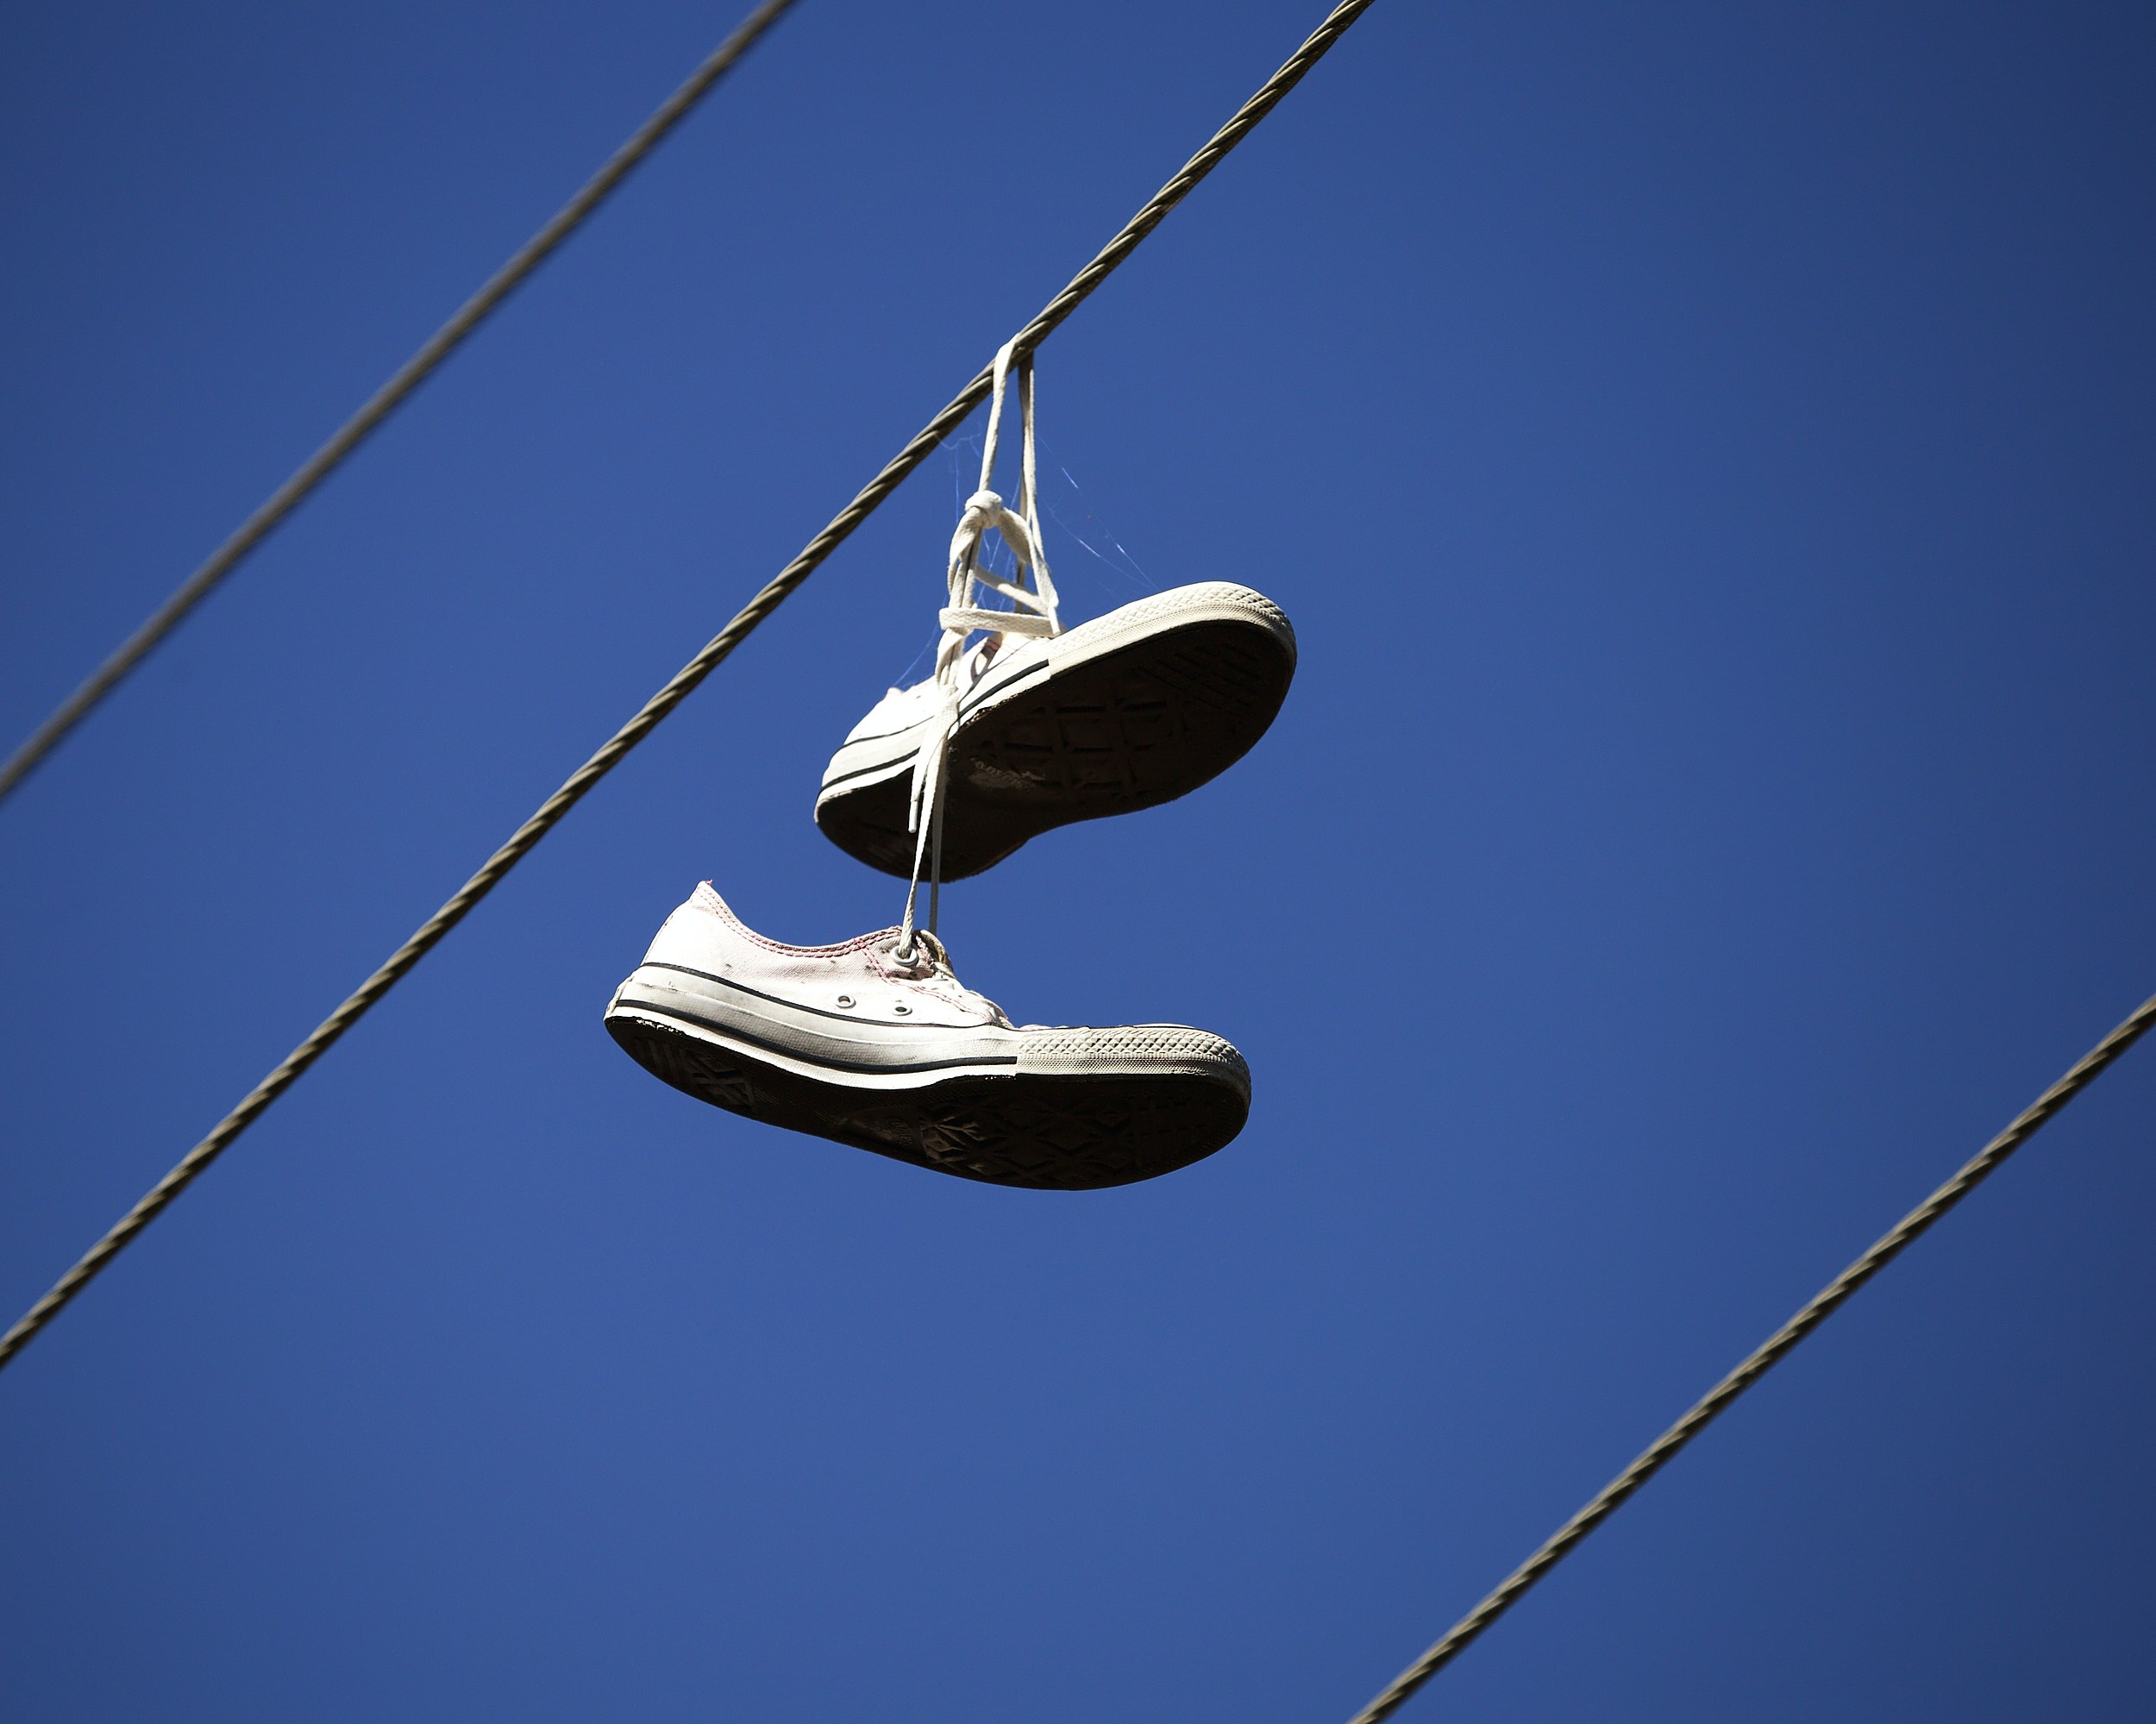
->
[[818, 581, 1294, 799], [610, 970, 1020, 1092], [609, 969, 1248, 1097]]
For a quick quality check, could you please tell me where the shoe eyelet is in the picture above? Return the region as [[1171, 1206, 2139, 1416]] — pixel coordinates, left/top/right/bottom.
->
[[836, 995, 855, 1009], [893, 1004, 912, 1015]]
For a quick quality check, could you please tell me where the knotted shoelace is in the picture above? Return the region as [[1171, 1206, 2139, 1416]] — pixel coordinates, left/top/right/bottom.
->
[[896, 342, 1062, 957]]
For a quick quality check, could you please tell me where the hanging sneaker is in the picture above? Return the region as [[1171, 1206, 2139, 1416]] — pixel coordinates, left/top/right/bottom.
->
[[818, 580, 1297, 879], [814, 342, 1296, 880], [605, 883, 1252, 1189]]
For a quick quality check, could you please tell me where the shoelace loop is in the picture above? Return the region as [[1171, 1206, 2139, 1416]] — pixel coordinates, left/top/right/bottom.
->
[[898, 343, 1062, 955]]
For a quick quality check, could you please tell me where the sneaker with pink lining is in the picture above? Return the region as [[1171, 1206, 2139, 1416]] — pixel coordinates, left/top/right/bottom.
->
[[605, 884, 1250, 1190]]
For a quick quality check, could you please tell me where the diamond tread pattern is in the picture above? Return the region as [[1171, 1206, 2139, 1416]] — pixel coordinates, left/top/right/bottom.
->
[[819, 616, 1294, 879], [606, 1012, 1247, 1189]]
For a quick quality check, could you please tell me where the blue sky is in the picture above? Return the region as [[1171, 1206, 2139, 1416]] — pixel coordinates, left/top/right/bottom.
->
[[3, 3, 2153, 1719]]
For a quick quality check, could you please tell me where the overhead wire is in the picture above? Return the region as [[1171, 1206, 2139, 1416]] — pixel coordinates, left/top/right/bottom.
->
[[1340, 985, 2156, 1724], [0, 0, 1383, 1376], [0, 0, 803, 810], [7, 7, 2146, 1703]]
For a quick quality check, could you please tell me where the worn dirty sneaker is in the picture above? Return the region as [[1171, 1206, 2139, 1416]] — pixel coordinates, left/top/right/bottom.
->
[[814, 341, 1296, 881], [817, 580, 1297, 879], [604, 883, 1251, 1189]]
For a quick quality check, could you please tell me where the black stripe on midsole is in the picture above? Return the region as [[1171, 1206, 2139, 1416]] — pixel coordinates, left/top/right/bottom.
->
[[613, 997, 1018, 1077], [818, 659, 1053, 792], [960, 655, 1048, 713], [818, 749, 915, 794]]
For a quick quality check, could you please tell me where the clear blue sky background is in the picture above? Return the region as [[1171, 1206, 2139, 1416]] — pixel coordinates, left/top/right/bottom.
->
[[2, 3, 2153, 1718]]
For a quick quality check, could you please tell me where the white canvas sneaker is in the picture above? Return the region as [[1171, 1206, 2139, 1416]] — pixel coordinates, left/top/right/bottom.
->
[[814, 341, 1296, 881], [605, 884, 1252, 1189], [816, 580, 1297, 880]]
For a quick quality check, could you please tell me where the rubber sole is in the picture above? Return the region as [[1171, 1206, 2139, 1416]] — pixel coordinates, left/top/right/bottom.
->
[[606, 1010, 1248, 1190], [817, 614, 1295, 880]]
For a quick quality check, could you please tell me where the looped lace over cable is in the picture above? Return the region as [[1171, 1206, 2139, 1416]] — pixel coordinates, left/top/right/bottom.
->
[[896, 341, 1062, 958], [936, 341, 1061, 671]]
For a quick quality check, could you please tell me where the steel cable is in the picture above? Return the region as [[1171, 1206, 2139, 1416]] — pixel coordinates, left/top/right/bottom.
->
[[0, 0, 1382, 1375], [1342, 987, 2156, 1724], [0, 0, 803, 809]]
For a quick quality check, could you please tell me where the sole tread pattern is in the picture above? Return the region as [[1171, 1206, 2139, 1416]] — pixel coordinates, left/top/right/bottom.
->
[[607, 1012, 1245, 1189], [818, 618, 1294, 879]]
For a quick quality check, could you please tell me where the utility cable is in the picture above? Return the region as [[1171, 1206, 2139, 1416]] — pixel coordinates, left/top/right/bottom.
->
[[1342, 986, 2156, 1724], [0, 0, 802, 810], [0, 0, 1382, 1376]]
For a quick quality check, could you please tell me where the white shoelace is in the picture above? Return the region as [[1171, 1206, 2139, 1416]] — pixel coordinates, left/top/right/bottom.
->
[[874, 927, 1010, 1023], [896, 342, 1062, 957]]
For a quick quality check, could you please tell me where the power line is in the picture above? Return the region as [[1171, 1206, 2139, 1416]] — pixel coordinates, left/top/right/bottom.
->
[[1342, 986, 2156, 1724], [0, 0, 1382, 1376], [0, 0, 803, 810]]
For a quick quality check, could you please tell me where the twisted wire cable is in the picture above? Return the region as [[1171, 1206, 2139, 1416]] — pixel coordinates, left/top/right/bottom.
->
[[0, 0, 803, 809], [0, 0, 1382, 1375], [1343, 986, 2156, 1724]]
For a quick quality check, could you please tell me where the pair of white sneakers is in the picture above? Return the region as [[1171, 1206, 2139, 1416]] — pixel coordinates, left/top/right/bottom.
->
[[605, 348, 1295, 1189]]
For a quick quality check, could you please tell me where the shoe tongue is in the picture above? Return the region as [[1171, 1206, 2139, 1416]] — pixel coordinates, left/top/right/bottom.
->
[[877, 927, 950, 980], [910, 929, 956, 976], [887, 931, 1012, 1027]]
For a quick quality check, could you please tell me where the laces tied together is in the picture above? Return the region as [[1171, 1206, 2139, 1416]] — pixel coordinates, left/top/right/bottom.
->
[[897, 342, 1062, 957]]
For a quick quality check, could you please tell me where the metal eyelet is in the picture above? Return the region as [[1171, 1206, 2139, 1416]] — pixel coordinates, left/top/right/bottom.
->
[[836, 995, 855, 1009], [893, 1004, 912, 1015]]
